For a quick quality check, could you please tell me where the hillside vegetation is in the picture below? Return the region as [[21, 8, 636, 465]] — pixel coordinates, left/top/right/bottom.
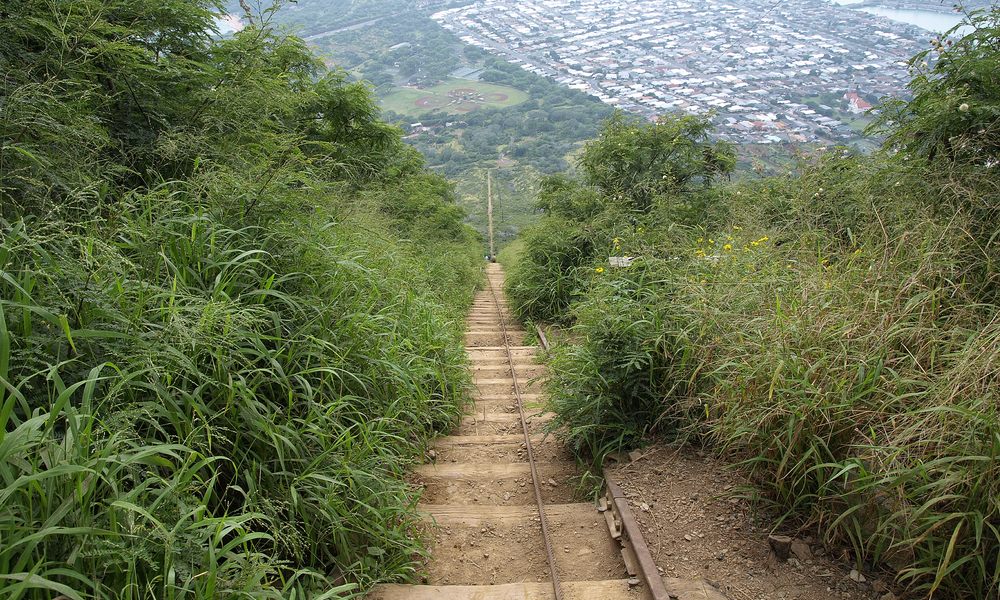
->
[[506, 7, 1000, 598], [1, 1, 482, 598]]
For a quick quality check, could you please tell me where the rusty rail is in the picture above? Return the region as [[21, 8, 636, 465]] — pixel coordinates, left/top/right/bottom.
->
[[602, 471, 670, 600], [486, 273, 563, 600], [536, 314, 668, 599]]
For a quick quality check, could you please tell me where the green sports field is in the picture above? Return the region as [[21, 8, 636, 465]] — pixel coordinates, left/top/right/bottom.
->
[[379, 78, 528, 117]]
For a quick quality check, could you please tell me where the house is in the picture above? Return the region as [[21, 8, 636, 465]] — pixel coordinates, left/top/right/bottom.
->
[[844, 92, 871, 114]]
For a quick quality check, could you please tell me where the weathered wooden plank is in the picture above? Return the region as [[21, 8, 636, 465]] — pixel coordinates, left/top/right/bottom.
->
[[368, 579, 647, 600]]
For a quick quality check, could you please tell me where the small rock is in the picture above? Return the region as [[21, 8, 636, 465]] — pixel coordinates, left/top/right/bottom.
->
[[849, 569, 867, 583], [684, 534, 693, 541], [881, 593, 898, 600], [427, 449, 436, 459], [629, 450, 643, 462], [503, 492, 511, 501], [548, 478, 557, 486], [791, 539, 811, 563], [483, 553, 489, 559], [871, 580, 888, 593], [640, 502, 650, 512], [767, 535, 793, 561]]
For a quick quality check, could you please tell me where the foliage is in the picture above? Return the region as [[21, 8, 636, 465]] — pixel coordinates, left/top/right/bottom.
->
[[869, 4, 1000, 167], [518, 145, 1000, 596], [1, 1, 483, 598], [505, 110, 731, 324], [577, 112, 736, 213], [312, 12, 466, 86], [504, 217, 591, 324]]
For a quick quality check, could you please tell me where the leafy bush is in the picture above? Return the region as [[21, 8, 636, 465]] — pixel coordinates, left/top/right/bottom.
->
[[0, 1, 484, 597]]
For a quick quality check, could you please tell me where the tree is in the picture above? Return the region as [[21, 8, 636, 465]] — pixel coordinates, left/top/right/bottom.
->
[[534, 174, 603, 221], [577, 111, 735, 212], [0, 0, 222, 216], [869, 5, 1000, 166]]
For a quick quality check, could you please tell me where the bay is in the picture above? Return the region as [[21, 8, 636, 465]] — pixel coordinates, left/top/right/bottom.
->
[[831, 0, 972, 35]]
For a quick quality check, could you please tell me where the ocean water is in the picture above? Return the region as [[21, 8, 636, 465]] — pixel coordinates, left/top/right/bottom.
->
[[831, 0, 972, 35]]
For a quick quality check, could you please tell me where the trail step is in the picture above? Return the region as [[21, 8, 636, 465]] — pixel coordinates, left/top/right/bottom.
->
[[368, 579, 645, 600]]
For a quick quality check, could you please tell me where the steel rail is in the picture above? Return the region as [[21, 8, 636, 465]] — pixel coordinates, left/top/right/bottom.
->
[[484, 271, 564, 600], [538, 321, 670, 600]]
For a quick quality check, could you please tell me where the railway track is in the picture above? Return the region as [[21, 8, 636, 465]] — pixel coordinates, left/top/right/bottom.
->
[[369, 264, 677, 600]]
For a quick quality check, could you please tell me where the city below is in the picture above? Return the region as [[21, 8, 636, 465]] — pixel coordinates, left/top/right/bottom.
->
[[431, 0, 954, 145]]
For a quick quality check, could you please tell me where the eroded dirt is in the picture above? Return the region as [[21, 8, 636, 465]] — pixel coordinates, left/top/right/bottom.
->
[[609, 445, 903, 600]]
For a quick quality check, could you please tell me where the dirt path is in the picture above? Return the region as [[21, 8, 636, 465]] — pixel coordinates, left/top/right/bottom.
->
[[608, 446, 899, 600], [369, 264, 641, 600]]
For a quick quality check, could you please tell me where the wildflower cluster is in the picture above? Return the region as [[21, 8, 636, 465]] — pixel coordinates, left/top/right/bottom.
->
[[688, 227, 777, 286]]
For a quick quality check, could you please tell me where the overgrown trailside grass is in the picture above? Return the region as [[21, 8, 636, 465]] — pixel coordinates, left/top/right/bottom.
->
[[0, 185, 484, 598], [508, 155, 1000, 597], [1, 186, 483, 598], [0, 1, 486, 596]]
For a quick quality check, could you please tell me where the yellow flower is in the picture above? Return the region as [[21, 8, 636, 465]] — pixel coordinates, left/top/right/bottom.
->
[[638, 227, 643, 232], [854, 249, 862, 254], [724, 244, 732, 251], [596, 267, 604, 273], [615, 245, 620, 250], [614, 238, 619, 243], [787, 264, 792, 268], [709, 239, 714, 243], [733, 225, 742, 230], [751, 241, 758, 246], [698, 238, 703, 242]]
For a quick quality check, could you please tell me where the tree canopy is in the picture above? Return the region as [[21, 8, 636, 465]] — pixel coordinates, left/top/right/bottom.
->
[[869, 4, 1000, 166], [577, 112, 735, 213]]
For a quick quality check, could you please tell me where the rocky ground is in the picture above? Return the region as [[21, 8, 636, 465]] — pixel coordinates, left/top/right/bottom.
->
[[608, 444, 904, 600]]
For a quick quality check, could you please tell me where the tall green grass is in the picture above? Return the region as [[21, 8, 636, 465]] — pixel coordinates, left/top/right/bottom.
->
[[509, 153, 1000, 597], [0, 183, 482, 598]]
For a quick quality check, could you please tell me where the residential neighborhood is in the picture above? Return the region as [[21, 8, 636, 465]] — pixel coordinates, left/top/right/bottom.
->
[[432, 0, 940, 144]]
